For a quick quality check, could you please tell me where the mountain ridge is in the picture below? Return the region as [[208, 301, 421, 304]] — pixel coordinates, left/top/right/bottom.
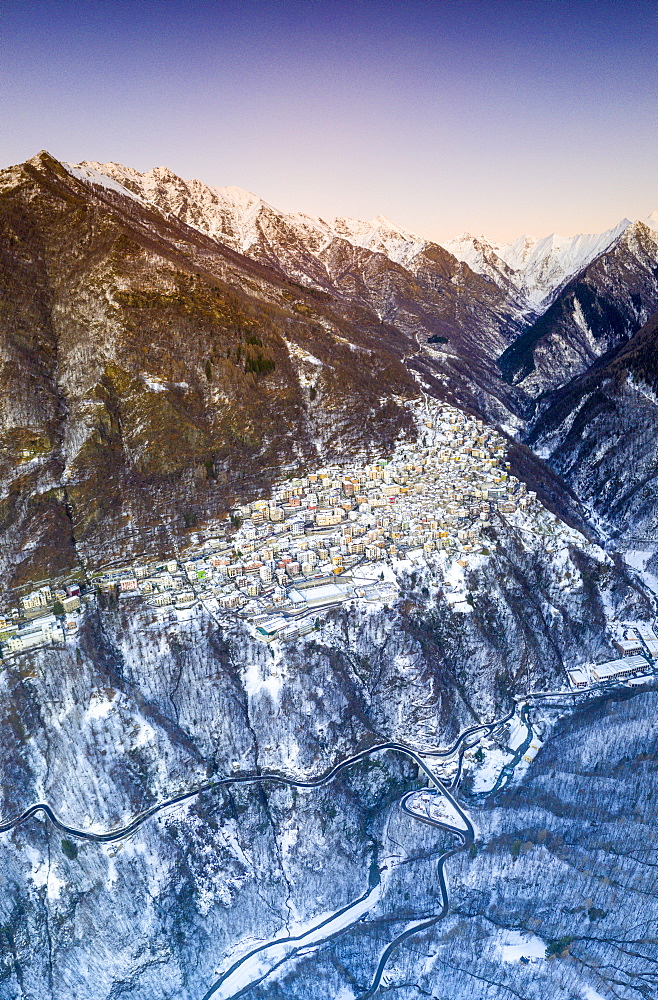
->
[[72, 157, 654, 320], [1, 149, 657, 589]]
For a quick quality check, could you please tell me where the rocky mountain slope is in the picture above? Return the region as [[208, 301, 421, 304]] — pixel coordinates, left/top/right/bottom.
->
[[0, 152, 421, 593], [76, 160, 658, 436], [1, 149, 658, 1000], [498, 221, 658, 406], [527, 310, 658, 568], [75, 160, 537, 425], [75, 160, 526, 358]]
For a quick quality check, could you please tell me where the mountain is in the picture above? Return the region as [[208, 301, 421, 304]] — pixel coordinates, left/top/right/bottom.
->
[[443, 217, 633, 314], [69, 161, 550, 433], [528, 309, 658, 567], [2, 149, 656, 575], [0, 151, 420, 592], [76, 160, 529, 362], [1, 151, 655, 592], [78, 161, 658, 432], [72, 162, 429, 269], [498, 220, 658, 405], [1, 150, 658, 1000]]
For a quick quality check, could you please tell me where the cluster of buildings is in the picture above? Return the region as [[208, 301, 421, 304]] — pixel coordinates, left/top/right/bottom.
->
[[1, 401, 530, 654], [3, 399, 657, 683], [0, 583, 82, 655], [569, 623, 658, 689], [86, 402, 535, 640]]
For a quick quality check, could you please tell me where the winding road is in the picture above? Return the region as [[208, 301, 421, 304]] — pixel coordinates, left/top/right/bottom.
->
[[0, 694, 584, 999]]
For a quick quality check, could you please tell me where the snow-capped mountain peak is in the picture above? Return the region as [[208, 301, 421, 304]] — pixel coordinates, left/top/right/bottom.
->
[[494, 220, 631, 274], [443, 217, 635, 312], [65, 157, 654, 319], [330, 213, 427, 267]]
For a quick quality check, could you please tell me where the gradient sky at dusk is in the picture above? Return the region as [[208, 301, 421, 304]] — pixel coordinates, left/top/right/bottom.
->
[[2, 0, 655, 241]]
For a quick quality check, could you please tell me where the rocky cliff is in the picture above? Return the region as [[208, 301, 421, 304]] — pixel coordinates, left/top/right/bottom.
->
[[528, 311, 658, 573]]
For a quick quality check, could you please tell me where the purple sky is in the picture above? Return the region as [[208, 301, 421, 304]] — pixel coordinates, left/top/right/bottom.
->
[[1, 0, 655, 242]]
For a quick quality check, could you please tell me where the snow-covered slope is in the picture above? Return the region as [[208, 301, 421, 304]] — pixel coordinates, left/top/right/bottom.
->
[[440, 233, 524, 305], [330, 214, 427, 268], [72, 161, 431, 271], [496, 220, 632, 306], [497, 220, 658, 402], [69, 161, 327, 257], [63, 161, 153, 206], [443, 218, 636, 313]]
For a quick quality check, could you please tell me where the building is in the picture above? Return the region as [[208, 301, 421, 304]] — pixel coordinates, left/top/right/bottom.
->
[[591, 655, 649, 682], [568, 668, 589, 689], [21, 591, 48, 611], [149, 593, 172, 607], [635, 623, 657, 643], [218, 592, 240, 609], [614, 638, 643, 657]]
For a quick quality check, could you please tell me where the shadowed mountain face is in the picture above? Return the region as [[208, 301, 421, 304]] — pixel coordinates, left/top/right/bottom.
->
[[527, 311, 658, 561], [444, 218, 633, 313], [498, 222, 658, 408]]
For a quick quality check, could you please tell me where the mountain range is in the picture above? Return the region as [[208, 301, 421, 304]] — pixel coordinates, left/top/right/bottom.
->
[[1, 150, 658, 1000], [1, 150, 657, 593]]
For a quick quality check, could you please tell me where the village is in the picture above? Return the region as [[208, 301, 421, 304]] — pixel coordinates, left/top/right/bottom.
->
[[2, 401, 657, 693]]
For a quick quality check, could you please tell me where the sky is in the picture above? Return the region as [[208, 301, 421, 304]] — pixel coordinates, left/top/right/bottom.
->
[[1, 0, 655, 242]]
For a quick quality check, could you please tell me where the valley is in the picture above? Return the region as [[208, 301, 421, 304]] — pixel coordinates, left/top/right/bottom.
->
[[0, 149, 657, 1000], [0, 674, 608, 999]]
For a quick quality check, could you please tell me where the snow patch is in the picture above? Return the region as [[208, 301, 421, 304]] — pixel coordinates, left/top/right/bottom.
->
[[86, 693, 117, 721], [495, 929, 546, 962], [582, 988, 606, 1000], [26, 847, 65, 900], [242, 659, 284, 706], [64, 162, 151, 206]]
